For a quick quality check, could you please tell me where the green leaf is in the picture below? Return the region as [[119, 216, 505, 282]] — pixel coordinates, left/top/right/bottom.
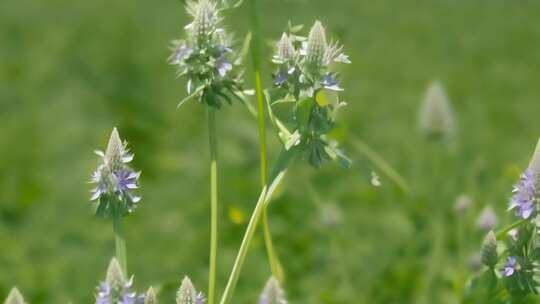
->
[[294, 98, 313, 133]]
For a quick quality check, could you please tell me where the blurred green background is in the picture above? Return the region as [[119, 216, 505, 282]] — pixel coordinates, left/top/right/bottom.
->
[[1, 0, 540, 302]]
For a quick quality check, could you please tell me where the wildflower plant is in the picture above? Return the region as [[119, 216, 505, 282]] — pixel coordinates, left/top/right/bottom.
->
[[90, 127, 141, 274], [267, 21, 351, 168], [169, 0, 243, 109], [95, 258, 146, 304], [219, 20, 351, 304], [168, 1, 246, 302], [465, 139, 540, 303]]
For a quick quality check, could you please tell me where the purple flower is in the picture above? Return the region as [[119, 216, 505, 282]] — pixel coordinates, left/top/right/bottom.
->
[[320, 74, 343, 91], [96, 282, 112, 304], [215, 57, 232, 77], [273, 71, 288, 86], [95, 277, 145, 304], [195, 292, 206, 304], [501, 256, 517, 277], [509, 169, 537, 219], [170, 45, 193, 65], [114, 170, 141, 205]]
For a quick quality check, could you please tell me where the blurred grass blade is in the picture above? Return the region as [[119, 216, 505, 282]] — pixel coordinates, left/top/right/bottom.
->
[[351, 139, 410, 193]]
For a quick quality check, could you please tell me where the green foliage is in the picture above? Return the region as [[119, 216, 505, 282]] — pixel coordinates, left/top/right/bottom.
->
[[1, 0, 540, 303]]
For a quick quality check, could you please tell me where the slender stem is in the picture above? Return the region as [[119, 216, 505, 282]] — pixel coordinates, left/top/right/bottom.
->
[[113, 210, 127, 275], [219, 149, 296, 304], [208, 107, 219, 304], [249, 0, 283, 281]]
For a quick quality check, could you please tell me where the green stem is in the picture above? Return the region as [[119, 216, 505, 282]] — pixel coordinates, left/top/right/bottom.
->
[[496, 218, 527, 239], [208, 107, 218, 304], [351, 139, 410, 193], [113, 211, 127, 275], [249, 0, 283, 282], [219, 148, 296, 304]]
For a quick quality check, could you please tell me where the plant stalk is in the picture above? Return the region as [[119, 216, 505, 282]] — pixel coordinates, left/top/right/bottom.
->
[[208, 107, 219, 304], [113, 208, 127, 275], [249, 0, 283, 282], [219, 148, 296, 304]]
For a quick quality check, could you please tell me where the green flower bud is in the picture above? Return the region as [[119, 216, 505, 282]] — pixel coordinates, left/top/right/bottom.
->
[[3, 287, 25, 304], [481, 231, 498, 268], [305, 21, 327, 72], [418, 81, 455, 140], [106, 257, 126, 291], [145, 287, 158, 304]]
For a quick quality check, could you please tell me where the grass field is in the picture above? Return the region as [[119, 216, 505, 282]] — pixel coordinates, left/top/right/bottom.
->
[[1, 0, 540, 302]]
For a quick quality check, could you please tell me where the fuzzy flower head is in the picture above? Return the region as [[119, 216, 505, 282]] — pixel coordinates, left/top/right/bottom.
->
[[418, 80, 455, 141], [169, 0, 242, 109], [96, 258, 145, 304], [259, 277, 287, 304], [176, 277, 205, 304], [90, 128, 141, 218], [509, 169, 537, 219], [4, 287, 26, 304], [144, 287, 157, 304], [270, 21, 351, 168], [501, 256, 518, 277], [477, 206, 498, 232]]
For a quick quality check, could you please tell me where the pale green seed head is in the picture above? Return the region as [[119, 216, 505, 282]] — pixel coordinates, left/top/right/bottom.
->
[[274, 33, 296, 64], [106, 257, 126, 291], [176, 276, 197, 304], [418, 81, 455, 139], [305, 21, 327, 72], [145, 286, 158, 304], [3, 287, 25, 304], [528, 138, 540, 176], [105, 127, 126, 170], [259, 277, 287, 304], [187, 0, 219, 46]]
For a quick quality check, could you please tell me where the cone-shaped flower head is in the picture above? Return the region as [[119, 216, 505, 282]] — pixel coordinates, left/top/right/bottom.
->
[[259, 277, 287, 304], [106, 258, 126, 291], [4, 287, 25, 304], [529, 138, 540, 175], [91, 128, 141, 217], [477, 206, 497, 231], [305, 21, 327, 73], [144, 287, 157, 304], [96, 258, 145, 304], [187, 0, 220, 47], [418, 81, 455, 140], [176, 277, 205, 304], [454, 194, 473, 215], [169, 0, 241, 108], [481, 231, 498, 268], [273, 33, 296, 64]]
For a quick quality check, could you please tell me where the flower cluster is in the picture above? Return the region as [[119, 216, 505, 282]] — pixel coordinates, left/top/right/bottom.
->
[[270, 21, 350, 168], [465, 141, 540, 301], [169, 0, 242, 109], [95, 258, 146, 304], [90, 128, 141, 218], [509, 168, 537, 219], [176, 277, 206, 304]]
